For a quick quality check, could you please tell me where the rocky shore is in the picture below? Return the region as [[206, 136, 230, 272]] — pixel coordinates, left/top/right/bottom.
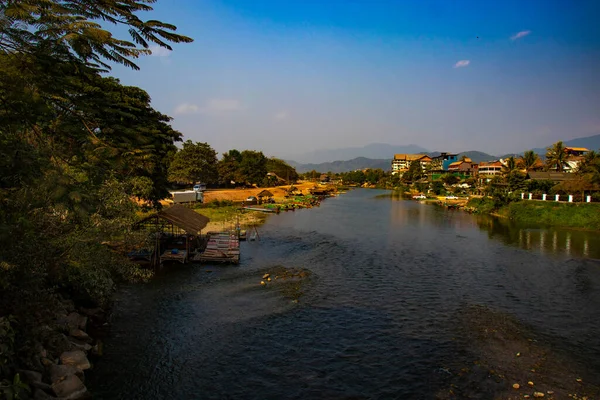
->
[[14, 300, 107, 400]]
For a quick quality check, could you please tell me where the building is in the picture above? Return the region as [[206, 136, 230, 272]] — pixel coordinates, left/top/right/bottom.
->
[[430, 152, 458, 171], [564, 147, 589, 157], [478, 161, 504, 180], [447, 159, 478, 176], [391, 154, 431, 175]]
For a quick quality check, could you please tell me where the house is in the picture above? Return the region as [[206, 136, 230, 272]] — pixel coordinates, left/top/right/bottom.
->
[[430, 152, 458, 171], [447, 160, 478, 176], [527, 171, 578, 182], [391, 154, 431, 175]]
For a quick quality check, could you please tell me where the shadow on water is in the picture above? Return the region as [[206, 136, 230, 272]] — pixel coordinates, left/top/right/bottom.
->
[[89, 189, 600, 399]]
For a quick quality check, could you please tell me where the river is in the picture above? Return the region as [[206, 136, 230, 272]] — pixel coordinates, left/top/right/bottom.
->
[[89, 189, 600, 399]]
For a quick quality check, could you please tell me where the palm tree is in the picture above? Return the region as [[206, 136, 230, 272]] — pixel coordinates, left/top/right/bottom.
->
[[545, 141, 568, 172], [579, 150, 600, 184], [502, 156, 518, 175], [520, 150, 539, 172]]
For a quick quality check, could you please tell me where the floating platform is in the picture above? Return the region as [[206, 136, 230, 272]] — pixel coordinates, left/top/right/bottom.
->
[[193, 232, 240, 264]]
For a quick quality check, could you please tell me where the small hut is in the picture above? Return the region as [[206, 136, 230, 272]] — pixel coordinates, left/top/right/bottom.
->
[[285, 186, 302, 197], [257, 189, 274, 204], [132, 205, 209, 266]]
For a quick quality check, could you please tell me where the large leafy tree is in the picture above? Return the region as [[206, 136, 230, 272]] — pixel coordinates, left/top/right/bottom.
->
[[168, 141, 218, 184], [218, 150, 243, 186], [0, 0, 193, 70], [238, 150, 267, 185], [0, 0, 192, 381], [265, 157, 298, 183], [545, 141, 568, 172]]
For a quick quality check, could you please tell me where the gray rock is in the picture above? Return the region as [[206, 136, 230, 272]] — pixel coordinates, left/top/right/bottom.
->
[[52, 375, 87, 399], [69, 329, 92, 343], [65, 313, 88, 331], [49, 364, 84, 384], [59, 351, 91, 370], [41, 330, 72, 357], [68, 338, 92, 352]]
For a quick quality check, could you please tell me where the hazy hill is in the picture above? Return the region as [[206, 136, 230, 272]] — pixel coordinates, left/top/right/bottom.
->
[[287, 157, 392, 173], [285, 143, 429, 164], [530, 133, 600, 156]]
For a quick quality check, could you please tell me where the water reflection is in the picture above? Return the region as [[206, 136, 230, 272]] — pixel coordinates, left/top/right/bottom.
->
[[476, 215, 600, 259]]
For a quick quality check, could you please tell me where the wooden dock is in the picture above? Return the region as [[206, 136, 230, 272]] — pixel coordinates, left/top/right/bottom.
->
[[193, 232, 240, 264]]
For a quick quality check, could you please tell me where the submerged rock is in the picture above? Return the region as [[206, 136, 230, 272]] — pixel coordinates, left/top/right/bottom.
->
[[60, 351, 91, 370], [49, 364, 84, 384], [52, 374, 87, 399]]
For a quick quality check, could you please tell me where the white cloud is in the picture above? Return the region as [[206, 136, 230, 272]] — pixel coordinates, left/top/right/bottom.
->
[[149, 45, 172, 57], [204, 99, 242, 113], [454, 60, 470, 68], [174, 103, 200, 114], [274, 111, 289, 121], [511, 30, 531, 40], [174, 99, 242, 115]]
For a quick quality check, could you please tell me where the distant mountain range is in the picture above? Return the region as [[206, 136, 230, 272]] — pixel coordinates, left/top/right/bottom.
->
[[285, 143, 428, 164], [286, 134, 600, 173]]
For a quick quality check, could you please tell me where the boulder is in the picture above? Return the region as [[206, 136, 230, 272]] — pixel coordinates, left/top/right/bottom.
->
[[41, 330, 72, 358], [49, 364, 84, 384], [68, 338, 92, 352], [51, 374, 87, 399], [60, 351, 91, 370], [69, 329, 92, 343]]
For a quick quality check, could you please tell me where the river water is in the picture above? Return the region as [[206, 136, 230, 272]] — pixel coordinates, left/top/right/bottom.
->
[[89, 189, 600, 399]]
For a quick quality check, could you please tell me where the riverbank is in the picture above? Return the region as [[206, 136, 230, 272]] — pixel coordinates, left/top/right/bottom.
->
[[466, 197, 600, 231]]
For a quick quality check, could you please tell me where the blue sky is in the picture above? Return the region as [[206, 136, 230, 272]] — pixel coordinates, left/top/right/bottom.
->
[[110, 0, 600, 160]]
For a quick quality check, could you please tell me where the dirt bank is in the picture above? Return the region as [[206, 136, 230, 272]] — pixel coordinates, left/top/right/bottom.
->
[[203, 181, 318, 203]]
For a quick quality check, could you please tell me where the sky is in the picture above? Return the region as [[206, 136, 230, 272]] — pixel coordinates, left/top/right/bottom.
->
[[109, 0, 600, 160]]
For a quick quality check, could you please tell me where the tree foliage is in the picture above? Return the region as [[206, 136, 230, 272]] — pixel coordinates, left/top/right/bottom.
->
[[520, 150, 539, 172], [168, 141, 218, 184], [545, 141, 568, 172], [0, 0, 193, 70]]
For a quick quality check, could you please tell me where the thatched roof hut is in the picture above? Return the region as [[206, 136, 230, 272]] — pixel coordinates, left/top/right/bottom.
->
[[136, 204, 209, 235], [257, 189, 274, 198]]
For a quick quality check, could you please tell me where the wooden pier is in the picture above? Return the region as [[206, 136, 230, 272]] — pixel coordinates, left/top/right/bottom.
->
[[193, 232, 240, 264]]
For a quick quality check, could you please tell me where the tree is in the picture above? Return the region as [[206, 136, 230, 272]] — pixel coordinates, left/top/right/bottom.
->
[[238, 150, 267, 185], [265, 157, 299, 183], [520, 150, 539, 172], [440, 174, 459, 186], [0, 0, 193, 71], [402, 160, 424, 183], [218, 150, 242, 186], [578, 150, 600, 185], [545, 141, 568, 172], [168, 141, 218, 184], [502, 156, 518, 175]]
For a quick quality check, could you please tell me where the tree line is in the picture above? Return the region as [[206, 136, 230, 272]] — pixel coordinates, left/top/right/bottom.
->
[[167, 141, 299, 188]]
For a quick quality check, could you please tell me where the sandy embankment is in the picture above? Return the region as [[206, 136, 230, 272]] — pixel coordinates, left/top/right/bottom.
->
[[201, 181, 321, 232], [202, 181, 317, 203]]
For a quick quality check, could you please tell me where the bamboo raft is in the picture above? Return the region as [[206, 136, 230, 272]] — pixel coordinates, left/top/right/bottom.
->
[[193, 232, 240, 264]]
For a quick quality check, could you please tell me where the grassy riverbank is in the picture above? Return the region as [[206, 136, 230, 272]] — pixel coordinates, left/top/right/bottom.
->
[[195, 205, 268, 232], [467, 197, 600, 230]]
